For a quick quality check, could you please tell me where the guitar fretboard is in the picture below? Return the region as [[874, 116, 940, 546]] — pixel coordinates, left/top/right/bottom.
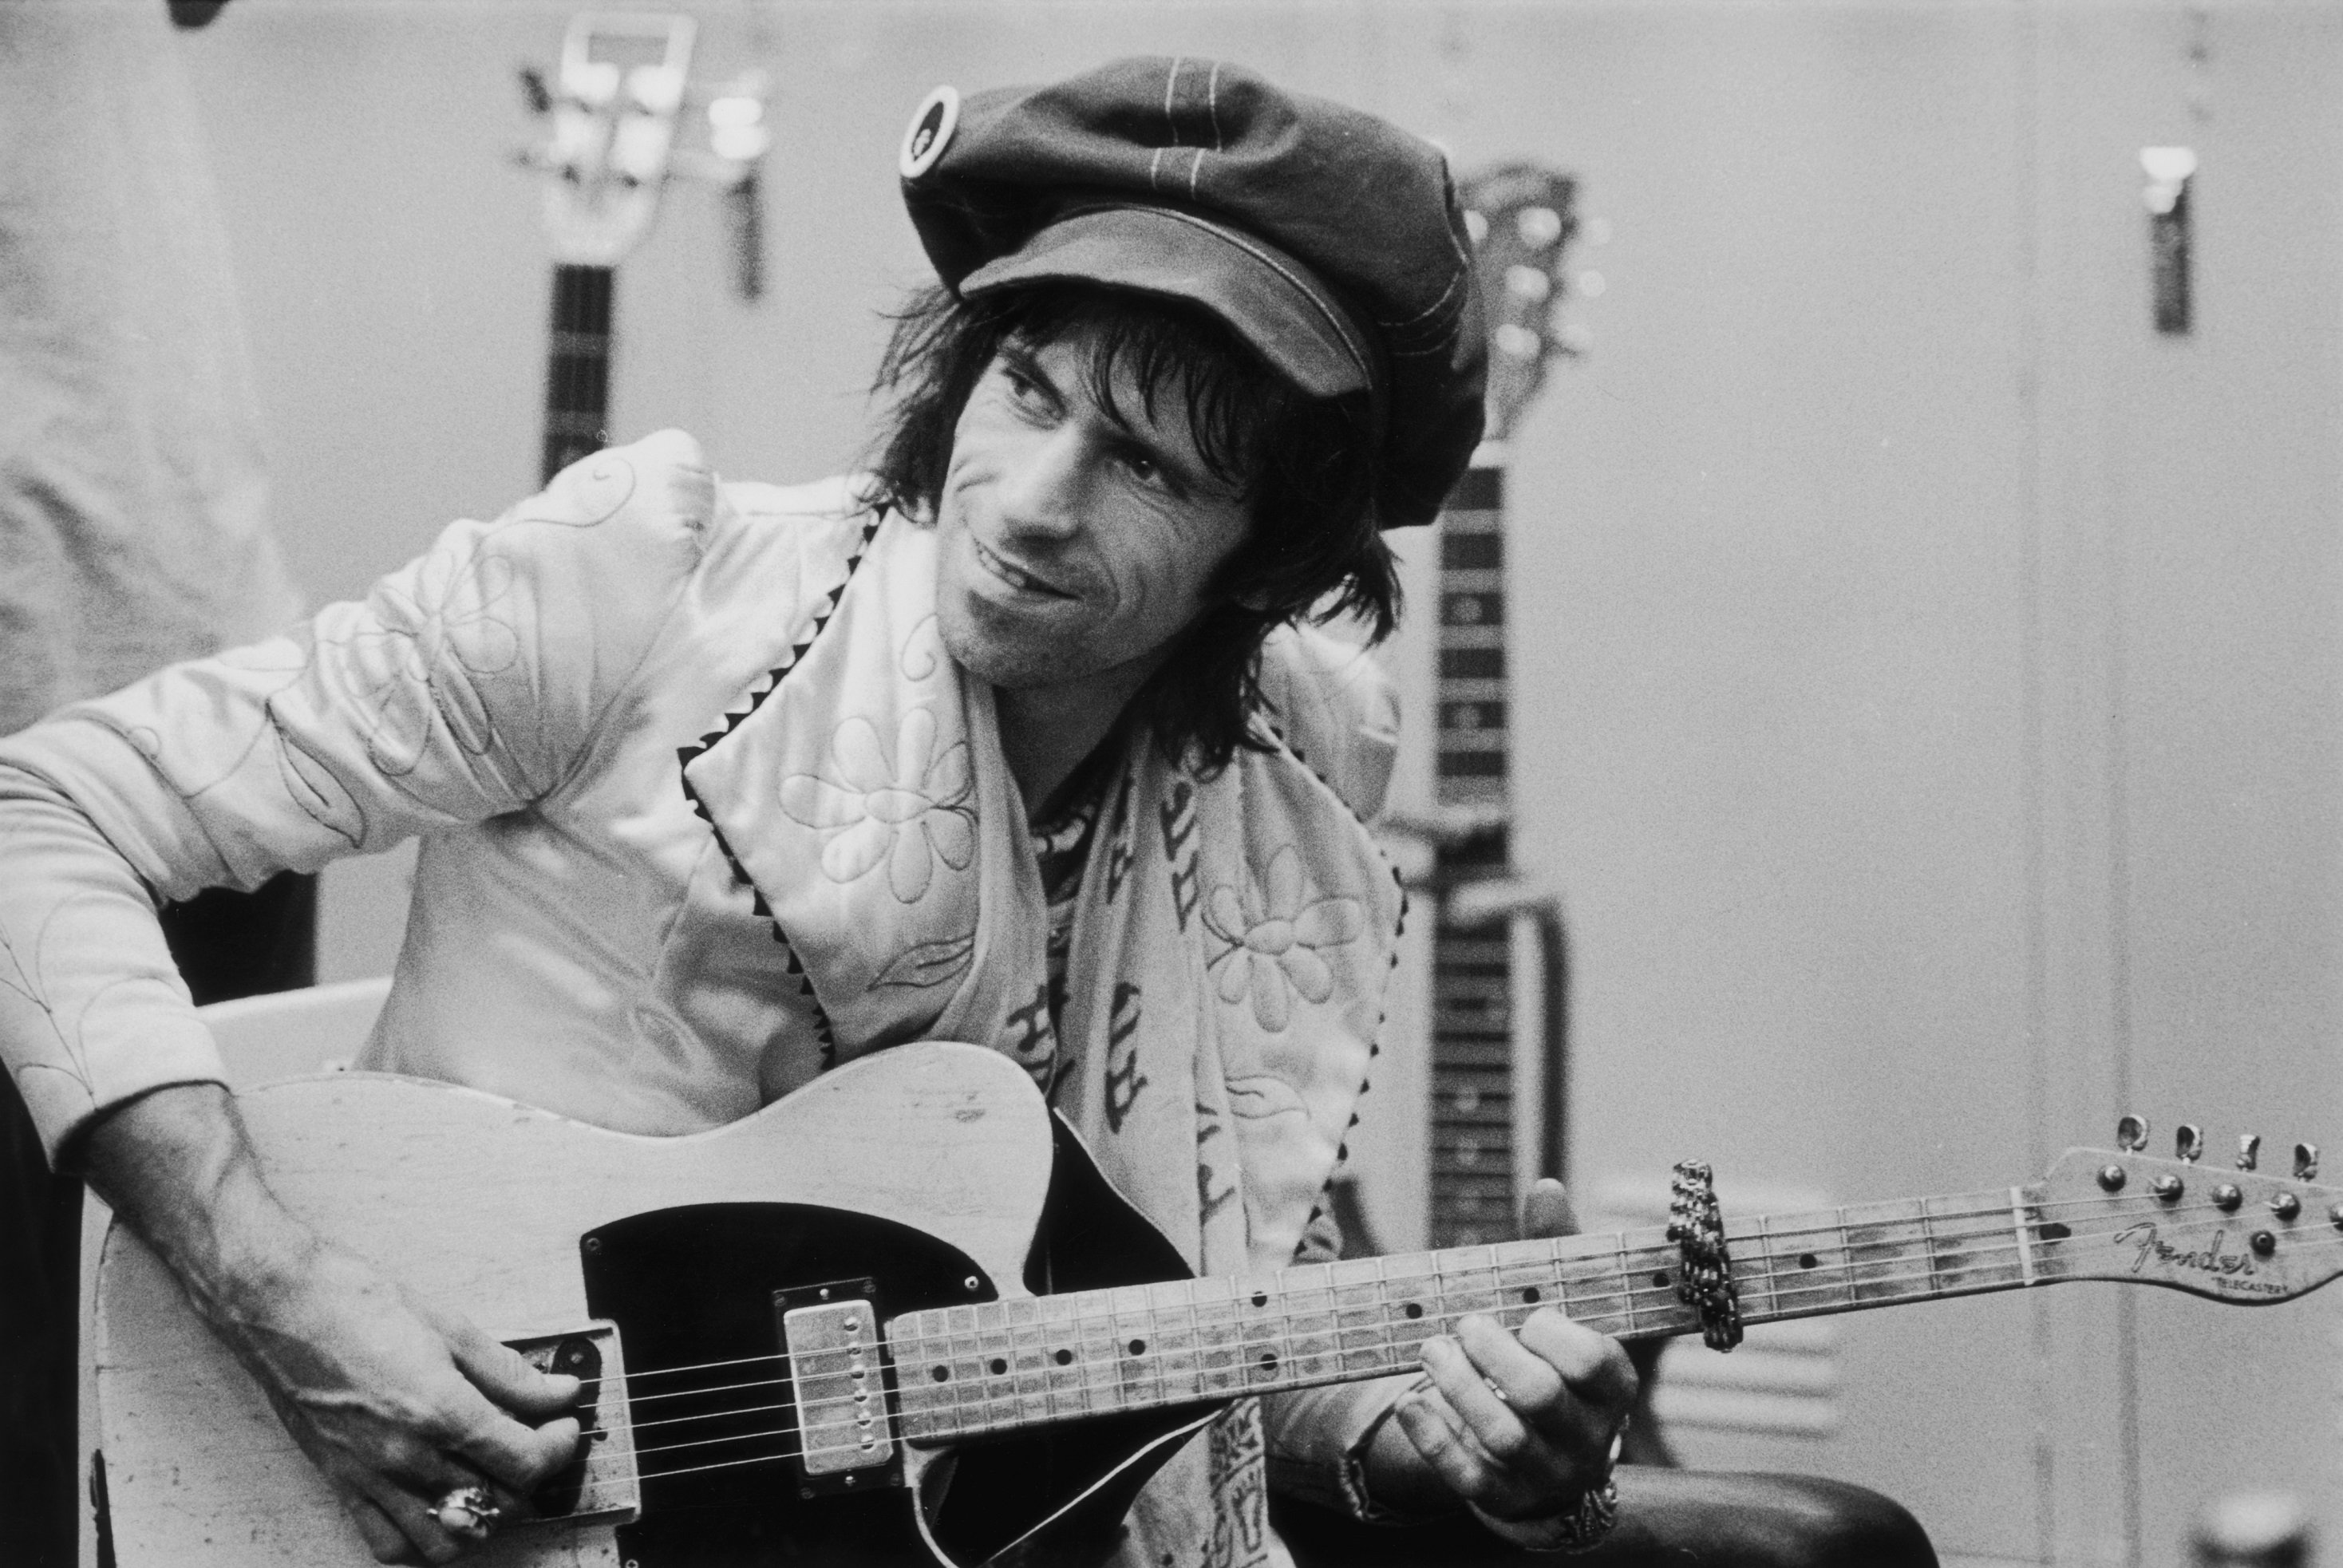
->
[[1430, 459, 1516, 1247], [543, 263, 614, 484], [888, 1186, 2041, 1444]]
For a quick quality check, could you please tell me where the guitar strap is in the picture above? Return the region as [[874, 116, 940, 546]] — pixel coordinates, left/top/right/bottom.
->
[[684, 511, 1403, 1567]]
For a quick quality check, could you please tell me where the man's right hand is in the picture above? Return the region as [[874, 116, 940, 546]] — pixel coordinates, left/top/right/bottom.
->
[[80, 1082, 582, 1565]]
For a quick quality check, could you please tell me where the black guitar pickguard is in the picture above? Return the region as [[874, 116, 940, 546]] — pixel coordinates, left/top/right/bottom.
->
[[579, 1114, 1213, 1567]]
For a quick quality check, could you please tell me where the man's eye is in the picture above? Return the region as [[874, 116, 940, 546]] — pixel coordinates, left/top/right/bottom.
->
[[1118, 448, 1164, 484]]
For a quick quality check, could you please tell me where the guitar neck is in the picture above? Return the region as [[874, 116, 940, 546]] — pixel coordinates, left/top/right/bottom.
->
[[542, 263, 614, 484], [892, 1183, 2045, 1444], [1429, 456, 1517, 1246]]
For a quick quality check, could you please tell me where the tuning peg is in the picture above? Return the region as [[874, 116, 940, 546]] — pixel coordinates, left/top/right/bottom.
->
[[1515, 206, 1567, 249], [2176, 1124, 2204, 1163], [2294, 1143, 2319, 1181], [2237, 1134, 2262, 1172], [2116, 1114, 2148, 1151], [1505, 264, 1553, 304]]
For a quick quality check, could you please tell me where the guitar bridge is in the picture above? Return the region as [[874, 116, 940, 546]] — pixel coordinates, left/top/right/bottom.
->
[[776, 1278, 899, 1492], [500, 1321, 641, 1525]]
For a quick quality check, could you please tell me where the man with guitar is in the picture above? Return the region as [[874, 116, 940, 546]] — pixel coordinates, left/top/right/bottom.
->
[[0, 58, 1929, 1568]]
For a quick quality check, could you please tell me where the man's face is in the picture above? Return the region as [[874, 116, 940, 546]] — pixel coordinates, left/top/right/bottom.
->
[[932, 332, 1254, 707]]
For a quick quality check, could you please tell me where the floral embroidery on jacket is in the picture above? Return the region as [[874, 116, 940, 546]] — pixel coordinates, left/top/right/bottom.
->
[[777, 707, 974, 903], [1203, 845, 1365, 1033]]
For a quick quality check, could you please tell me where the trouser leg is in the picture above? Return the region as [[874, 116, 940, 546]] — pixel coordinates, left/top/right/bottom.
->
[[1273, 1466, 1937, 1568], [0, 1077, 79, 1568]]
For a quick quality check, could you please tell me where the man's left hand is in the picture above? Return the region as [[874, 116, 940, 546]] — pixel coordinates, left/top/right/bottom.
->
[[1359, 1176, 1638, 1525], [1369, 1307, 1638, 1524]]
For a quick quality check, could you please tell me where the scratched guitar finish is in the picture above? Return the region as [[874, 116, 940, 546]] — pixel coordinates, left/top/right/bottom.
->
[[82, 1046, 2343, 1566]]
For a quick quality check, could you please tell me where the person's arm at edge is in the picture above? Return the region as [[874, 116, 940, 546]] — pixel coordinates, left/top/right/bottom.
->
[[77, 1080, 583, 1566], [0, 771, 584, 1566]]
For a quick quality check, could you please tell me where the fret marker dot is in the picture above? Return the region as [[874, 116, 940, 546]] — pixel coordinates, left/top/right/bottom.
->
[[1521, 1287, 1540, 1305], [989, 1358, 1007, 1376], [930, 1365, 950, 1382], [1405, 1302, 1424, 1320], [1650, 1271, 1669, 1288], [1258, 1351, 1278, 1372], [1128, 1338, 1147, 1357], [1252, 1291, 1270, 1309], [1053, 1349, 1073, 1366], [1799, 1253, 1819, 1270]]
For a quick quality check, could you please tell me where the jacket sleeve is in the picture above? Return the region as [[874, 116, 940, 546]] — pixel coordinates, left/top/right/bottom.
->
[[0, 431, 717, 1161]]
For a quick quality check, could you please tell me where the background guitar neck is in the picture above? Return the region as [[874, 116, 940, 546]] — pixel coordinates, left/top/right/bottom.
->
[[542, 262, 614, 484], [1428, 457, 1518, 1248], [1420, 166, 1580, 1251]]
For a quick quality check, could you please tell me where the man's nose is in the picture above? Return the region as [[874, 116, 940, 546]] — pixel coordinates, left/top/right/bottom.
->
[[993, 428, 1089, 540]]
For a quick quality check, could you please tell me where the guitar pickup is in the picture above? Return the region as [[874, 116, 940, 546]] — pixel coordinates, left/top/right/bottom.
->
[[500, 1321, 641, 1526], [776, 1279, 897, 1489]]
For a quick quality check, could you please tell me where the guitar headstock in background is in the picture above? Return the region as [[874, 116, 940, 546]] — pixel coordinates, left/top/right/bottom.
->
[[1459, 164, 1582, 442], [2033, 1116, 2341, 1305], [519, 12, 770, 289]]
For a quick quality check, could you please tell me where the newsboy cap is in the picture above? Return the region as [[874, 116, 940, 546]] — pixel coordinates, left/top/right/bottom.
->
[[896, 56, 1486, 527]]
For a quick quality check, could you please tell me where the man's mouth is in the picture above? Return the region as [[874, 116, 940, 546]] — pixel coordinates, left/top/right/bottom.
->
[[974, 539, 1077, 600]]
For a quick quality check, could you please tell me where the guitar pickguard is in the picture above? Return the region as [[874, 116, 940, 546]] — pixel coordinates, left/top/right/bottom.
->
[[564, 1116, 1209, 1568], [583, 1202, 991, 1566]]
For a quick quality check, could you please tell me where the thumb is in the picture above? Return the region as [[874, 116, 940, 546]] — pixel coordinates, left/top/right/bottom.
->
[[450, 1328, 583, 1420], [1519, 1177, 1579, 1241]]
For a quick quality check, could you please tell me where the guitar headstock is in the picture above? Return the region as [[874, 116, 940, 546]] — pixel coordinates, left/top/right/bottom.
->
[[518, 14, 769, 271], [2033, 1118, 2341, 1305], [1459, 164, 1581, 443]]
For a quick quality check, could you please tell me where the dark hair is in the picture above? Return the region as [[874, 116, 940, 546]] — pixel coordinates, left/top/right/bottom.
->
[[867, 282, 1400, 772]]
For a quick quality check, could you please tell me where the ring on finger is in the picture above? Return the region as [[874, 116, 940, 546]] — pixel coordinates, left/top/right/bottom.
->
[[433, 1485, 504, 1544]]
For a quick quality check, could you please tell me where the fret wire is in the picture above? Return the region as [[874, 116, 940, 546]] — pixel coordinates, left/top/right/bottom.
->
[[893, 1211, 2340, 1444], [2012, 1187, 2038, 1286], [890, 1207, 2056, 1376], [891, 1199, 2171, 1436], [1834, 1207, 1859, 1309], [871, 1237, 2099, 1453], [907, 1244, 2078, 1440]]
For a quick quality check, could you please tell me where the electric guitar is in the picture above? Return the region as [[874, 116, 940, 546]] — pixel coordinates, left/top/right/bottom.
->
[[520, 13, 768, 484], [1416, 164, 1582, 1250], [82, 1045, 2340, 1567]]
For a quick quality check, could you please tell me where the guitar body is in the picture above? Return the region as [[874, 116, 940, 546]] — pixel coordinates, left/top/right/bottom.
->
[[85, 1043, 1206, 1568]]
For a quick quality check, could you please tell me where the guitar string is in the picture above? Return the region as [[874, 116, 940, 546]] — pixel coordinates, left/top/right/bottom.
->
[[877, 1187, 2301, 1362], [641, 1225, 2343, 1479], [575, 1226, 2343, 1499], [556, 1218, 2343, 1481], [555, 1187, 2315, 1420], [618, 1186, 2246, 1392], [882, 1226, 2343, 1448], [143, 1191, 2305, 1476]]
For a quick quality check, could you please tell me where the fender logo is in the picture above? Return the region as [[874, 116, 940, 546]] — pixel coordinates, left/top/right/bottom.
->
[[2111, 1221, 2288, 1296]]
